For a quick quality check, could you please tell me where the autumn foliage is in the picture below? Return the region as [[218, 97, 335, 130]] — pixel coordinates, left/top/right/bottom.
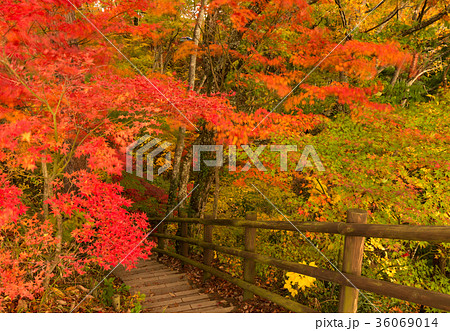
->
[[1, 0, 449, 313], [0, 0, 163, 309]]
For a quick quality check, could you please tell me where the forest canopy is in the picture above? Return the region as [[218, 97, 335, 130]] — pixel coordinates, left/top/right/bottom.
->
[[0, 0, 449, 313]]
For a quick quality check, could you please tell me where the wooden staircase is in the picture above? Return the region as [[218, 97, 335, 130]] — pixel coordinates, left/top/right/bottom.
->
[[114, 257, 234, 313]]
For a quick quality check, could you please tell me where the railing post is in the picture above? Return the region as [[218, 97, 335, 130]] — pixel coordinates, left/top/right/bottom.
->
[[243, 211, 257, 301], [180, 221, 189, 258], [202, 214, 214, 281], [156, 222, 167, 261], [338, 209, 368, 313]]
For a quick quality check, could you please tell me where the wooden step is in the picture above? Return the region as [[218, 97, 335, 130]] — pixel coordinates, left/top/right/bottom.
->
[[145, 273, 186, 282], [188, 306, 235, 313], [164, 300, 219, 313], [145, 293, 210, 308], [124, 274, 186, 287], [120, 270, 180, 282], [114, 266, 169, 279], [146, 280, 187, 290], [180, 293, 211, 303], [145, 288, 202, 302], [136, 260, 159, 268], [133, 270, 180, 278], [151, 298, 213, 313], [144, 293, 209, 309], [137, 283, 193, 296], [124, 265, 168, 274], [144, 297, 184, 309]]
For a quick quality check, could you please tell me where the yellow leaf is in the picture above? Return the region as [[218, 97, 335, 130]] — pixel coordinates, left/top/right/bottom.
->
[[52, 288, 65, 298], [21, 132, 32, 143]]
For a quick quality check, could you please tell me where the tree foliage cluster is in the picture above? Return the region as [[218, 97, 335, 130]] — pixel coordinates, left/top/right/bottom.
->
[[0, 0, 449, 312]]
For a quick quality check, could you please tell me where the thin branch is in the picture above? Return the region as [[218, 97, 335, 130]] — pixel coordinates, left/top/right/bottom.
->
[[401, 10, 448, 36], [407, 68, 435, 86], [363, 6, 402, 33]]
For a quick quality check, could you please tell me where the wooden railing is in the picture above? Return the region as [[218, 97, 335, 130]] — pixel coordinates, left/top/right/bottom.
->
[[148, 209, 450, 313]]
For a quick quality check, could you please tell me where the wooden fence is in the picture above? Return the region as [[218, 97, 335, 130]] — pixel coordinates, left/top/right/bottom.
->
[[148, 209, 450, 313]]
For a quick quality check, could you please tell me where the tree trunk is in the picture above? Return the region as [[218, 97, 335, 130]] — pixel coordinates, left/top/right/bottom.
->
[[152, 46, 162, 73], [212, 166, 220, 219], [167, 126, 186, 215], [178, 144, 194, 217], [335, 0, 348, 30], [41, 158, 63, 288], [188, 0, 207, 90], [196, 74, 207, 93], [390, 59, 405, 86], [175, 141, 195, 254], [189, 129, 216, 217], [43, 213, 62, 288], [339, 71, 348, 83], [408, 53, 419, 79], [169, 127, 186, 254], [41, 157, 51, 220], [443, 63, 450, 87]]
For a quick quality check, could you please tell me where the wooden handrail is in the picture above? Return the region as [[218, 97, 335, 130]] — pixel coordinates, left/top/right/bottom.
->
[[148, 217, 450, 242], [151, 232, 450, 312], [148, 211, 450, 312]]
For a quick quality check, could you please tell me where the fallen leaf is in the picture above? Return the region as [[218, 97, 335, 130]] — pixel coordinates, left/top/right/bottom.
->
[[77, 285, 89, 293]]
